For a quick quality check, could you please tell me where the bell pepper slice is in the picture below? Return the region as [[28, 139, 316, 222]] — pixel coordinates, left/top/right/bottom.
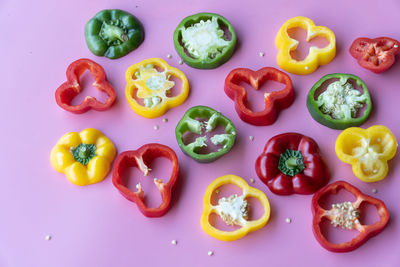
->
[[255, 133, 329, 195], [175, 106, 236, 163], [224, 67, 295, 126], [350, 37, 400, 74], [335, 125, 397, 182], [125, 58, 190, 118], [55, 58, 116, 114], [201, 174, 271, 241], [275, 16, 336, 75], [312, 181, 390, 252], [50, 128, 116, 186], [173, 12, 237, 69], [307, 73, 372, 130], [112, 143, 179, 218], [85, 9, 144, 59]]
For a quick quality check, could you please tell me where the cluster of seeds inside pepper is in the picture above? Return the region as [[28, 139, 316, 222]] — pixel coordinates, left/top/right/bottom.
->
[[71, 144, 97, 165], [329, 201, 360, 230], [99, 19, 129, 46]]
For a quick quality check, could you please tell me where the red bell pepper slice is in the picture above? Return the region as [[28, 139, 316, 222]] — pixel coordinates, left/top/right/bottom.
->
[[224, 67, 294, 126], [112, 143, 179, 218], [312, 181, 390, 252], [55, 58, 116, 114], [255, 133, 329, 195], [349, 37, 400, 73]]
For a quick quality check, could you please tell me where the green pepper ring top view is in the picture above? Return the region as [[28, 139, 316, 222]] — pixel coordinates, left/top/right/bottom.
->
[[175, 105, 237, 163], [85, 9, 144, 59], [306, 73, 372, 130], [173, 12, 237, 69]]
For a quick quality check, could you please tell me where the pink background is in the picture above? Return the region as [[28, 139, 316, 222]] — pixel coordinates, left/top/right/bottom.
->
[[1, 0, 400, 266]]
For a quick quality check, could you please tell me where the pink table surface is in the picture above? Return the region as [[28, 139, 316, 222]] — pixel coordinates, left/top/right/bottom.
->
[[1, 0, 400, 266]]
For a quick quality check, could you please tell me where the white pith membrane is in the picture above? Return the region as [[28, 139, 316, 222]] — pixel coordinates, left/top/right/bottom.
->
[[133, 156, 165, 200], [215, 194, 248, 226], [181, 17, 230, 60], [317, 77, 367, 120], [351, 134, 394, 176], [134, 64, 175, 108], [185, 113, 234, 152], [326, 201, 360, 230]]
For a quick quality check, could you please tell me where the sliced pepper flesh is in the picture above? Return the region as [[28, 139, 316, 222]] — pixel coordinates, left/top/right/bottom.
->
[[350, 37, 400, 73], [335, 125, 397, 182], [50, 128, 116, 186], [224, 67, 295, 126], [275, 16, 336, 75], [55, 58, 116, 114], [174, 12, 237, 69], [307, 73, 372, 130], [175, 106, 236, 163], [85, 9, 144, 59], [112, 143, 179, 218], [255, 133, 329, 195], [125, 58, 189, 118], [312, 181, 390, 252], [201, 175, 271, 241]]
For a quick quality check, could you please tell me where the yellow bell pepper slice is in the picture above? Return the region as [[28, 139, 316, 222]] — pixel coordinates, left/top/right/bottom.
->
[[275, 16, 336, 75], [125, 58, 190, 118], [335, 125, 397, 182], [50, 128, 116, 186], [201, 175, 271, 241]]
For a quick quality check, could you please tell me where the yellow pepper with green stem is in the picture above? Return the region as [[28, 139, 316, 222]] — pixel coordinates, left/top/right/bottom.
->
[[50, 128, 116, 186]]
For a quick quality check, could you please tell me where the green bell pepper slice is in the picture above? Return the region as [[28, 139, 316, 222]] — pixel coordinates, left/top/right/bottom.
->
[[85, 9, 144, 59], [173, 12, 237, 69], [307, 73, 372, 130], [175, 106, 236, 163]]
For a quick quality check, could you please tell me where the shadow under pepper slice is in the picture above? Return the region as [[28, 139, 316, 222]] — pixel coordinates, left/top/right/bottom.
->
[[55, 58, 116, 114], [175, 106, 236, 163], [312, 181, 389, 252], [85, 9, 144, 59], [173, 12, 237, 69], [307, 73, 372, 130], [350, 37, 400, 74], [112, 143, 179, 218], [224, 67, 295, 126], [255, 133, 329, 195]]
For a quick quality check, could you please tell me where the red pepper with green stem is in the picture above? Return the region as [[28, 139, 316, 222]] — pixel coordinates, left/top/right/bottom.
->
[[255, 133, 329, 195], [112, 144, 179, 218]]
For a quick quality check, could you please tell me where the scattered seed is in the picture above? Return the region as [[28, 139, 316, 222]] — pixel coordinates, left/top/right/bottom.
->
[[285, 218, 292, 224], [162, 118, 168, 123], [167, 54, 172, 59], [394, 44, 398, 48], [372, 188, 378, 194], [250, 178, 255, 183], [171, 240, 177, 245], [249, 136, 254, 141], [208, 251, 214, 256], [259, 52, 265, 57], [178, 59, 183, 65], [45, 235, 52, 241], [154, 125, 159, 130]]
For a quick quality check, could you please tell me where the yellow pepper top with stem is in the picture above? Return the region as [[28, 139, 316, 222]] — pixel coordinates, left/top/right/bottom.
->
[[335, 125, 397, 182], [275, 16, 336, 75], [125, 58, 190, 118], [50, 128, 116, 186], [201, 174, 271, 241]]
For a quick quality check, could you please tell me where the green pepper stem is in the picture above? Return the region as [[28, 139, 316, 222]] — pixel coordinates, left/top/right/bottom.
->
[[286, 157, 300, 168]]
